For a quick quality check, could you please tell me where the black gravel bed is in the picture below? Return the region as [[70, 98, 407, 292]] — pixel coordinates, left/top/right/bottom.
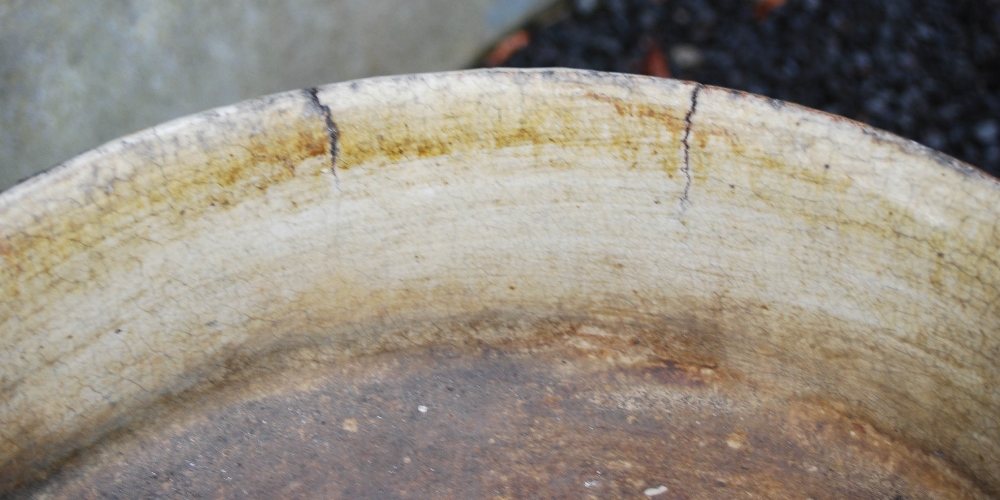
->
[[496, 0, 1000, 178]]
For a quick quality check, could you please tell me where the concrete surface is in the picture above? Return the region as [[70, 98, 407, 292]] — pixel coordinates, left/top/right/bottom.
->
[[0, 0, 550, 191]]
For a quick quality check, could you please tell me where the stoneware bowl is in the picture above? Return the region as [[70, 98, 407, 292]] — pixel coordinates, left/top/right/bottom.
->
[[1, 69, 998, 498]]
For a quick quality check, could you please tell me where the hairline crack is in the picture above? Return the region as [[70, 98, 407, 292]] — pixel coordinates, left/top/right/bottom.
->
[[680, 84, 702, 211], [305, 87, 340, 187]]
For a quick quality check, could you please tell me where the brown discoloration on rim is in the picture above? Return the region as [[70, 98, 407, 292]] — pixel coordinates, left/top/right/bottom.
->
[[0, 94, 332, 299], [333, 78, 689, 178]]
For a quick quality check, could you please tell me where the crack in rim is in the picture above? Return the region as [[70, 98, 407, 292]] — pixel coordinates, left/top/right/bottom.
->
[[305, 87, 341, 188], [680, 83, 702, 212]]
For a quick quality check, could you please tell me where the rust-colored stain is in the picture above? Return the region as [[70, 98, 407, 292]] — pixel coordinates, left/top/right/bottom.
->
[[0, 96, 332, 293], [334, 82, 688, 176]]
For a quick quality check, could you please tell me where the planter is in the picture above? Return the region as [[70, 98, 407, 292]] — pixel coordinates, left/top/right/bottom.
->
[[1, 69, 997, 497]]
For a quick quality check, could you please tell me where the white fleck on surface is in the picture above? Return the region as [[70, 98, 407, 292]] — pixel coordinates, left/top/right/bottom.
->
[[418, 405, 428, 413], [644, 485, 669, 496], [584, 480, 599, 488]]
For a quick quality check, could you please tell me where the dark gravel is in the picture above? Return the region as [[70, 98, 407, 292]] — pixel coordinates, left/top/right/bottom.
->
[[497, 0, 1000, 178]]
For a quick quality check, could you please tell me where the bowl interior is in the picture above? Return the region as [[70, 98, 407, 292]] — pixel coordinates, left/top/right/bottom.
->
[[1, 69, 998, 497]]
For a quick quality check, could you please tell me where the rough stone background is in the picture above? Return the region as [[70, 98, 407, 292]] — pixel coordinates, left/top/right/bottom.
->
[[497, 0, 1000, 179]]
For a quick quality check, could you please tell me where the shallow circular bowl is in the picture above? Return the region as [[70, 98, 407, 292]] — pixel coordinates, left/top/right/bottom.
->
[[1, 69, 998, 498]]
